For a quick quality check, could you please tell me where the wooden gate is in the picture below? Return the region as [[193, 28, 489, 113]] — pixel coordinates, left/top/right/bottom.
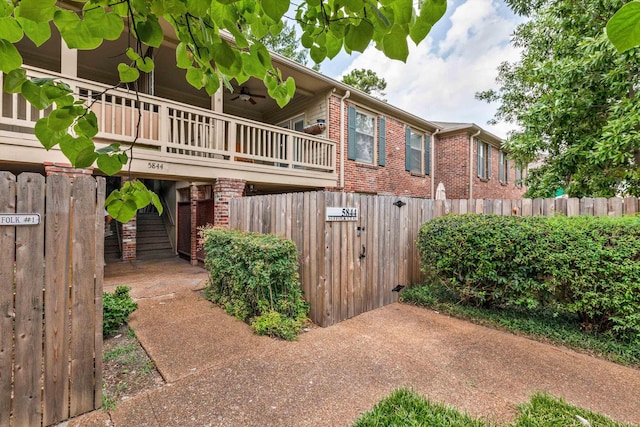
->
[[177, 201, 191, 257], [230, 191, 639, 327], [0, 172, 105, 426], [229, 191, 436, 326]]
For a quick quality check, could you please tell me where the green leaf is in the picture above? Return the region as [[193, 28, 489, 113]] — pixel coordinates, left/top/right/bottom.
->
[[54, 9, 102, 49], [186, 66, 204, 89], [607, 1, 640, 53], [106, 198, 138, 223], [17, 17, 51, 46], [118, 63, 140, 83], [48, 106, 77, 131], [0, 38, 22, 73], [34, 118, 65, 150], [410, 0, 446, 44], [390, 0, 413, 25], [382, 24, 409, 61], [345, 21, 374, 53], [18, 0, 56, 23], [74, 111, 99, 138], [125, 47, 140, 61], [3, 68, 27, 93], [0, 17, 23, 42], [176, 42, 192, 68], [136, 15, 163, 48], [309, 44, 327, 63], [97, 153, 125, 175], [325, 33, 343, 59], [21, 80, 50, 109], [150, 192, 163, 214], [186, 0, 210, 17], [261, 0, 289, 22], [96, 143, 121, 154], [59, 135, 94, 166], [75, 146, 98, 168], [83, 8, 124, 41], [136, 56, 155, 73]]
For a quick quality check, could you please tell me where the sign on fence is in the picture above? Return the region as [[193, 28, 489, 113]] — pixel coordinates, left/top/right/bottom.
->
[[326, 207, 358, 221], [0, 213, 41, 225], [0, 171, 105, 427]]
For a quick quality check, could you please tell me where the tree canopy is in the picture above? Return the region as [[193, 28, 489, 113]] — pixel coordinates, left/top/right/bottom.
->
[[1, 0, 447, 220], [259, 21, 319, 71], [341, 68, 387, 100], [478, 0, 640, 198]]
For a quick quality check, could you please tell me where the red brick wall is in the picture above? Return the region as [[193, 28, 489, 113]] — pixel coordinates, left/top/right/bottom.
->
[[328, 96, 431, 198], [471, 138, 526, 199], [434, 134, 470, 199]]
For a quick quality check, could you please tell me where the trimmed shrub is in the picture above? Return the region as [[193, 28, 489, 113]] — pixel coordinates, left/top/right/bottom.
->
[[418, 214, 640, 342], [202, 227, 308, 340], [103, 286, 138, 337]]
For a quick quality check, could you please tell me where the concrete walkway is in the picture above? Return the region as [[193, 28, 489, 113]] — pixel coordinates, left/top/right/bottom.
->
[[69, 258, 640, 426]]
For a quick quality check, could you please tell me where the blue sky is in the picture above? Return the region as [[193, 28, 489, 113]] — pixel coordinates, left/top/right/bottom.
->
[[310, 0, 525, 139]]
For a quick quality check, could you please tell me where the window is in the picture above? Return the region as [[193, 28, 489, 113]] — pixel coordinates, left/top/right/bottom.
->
[[354, 110, 375, 163], [278, 115, 305, 132], [499, 150, 509, 183], [347, 106, 386, 166], [477, 139, 491, 180], [405, 128, 431, 175], [515, 163, 524, 187]]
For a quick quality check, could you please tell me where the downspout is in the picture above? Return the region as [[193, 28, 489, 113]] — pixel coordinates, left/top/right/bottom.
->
[[339, 90, 351, 189], [430, 128, 440, 199], [469, 129, 481, 199]]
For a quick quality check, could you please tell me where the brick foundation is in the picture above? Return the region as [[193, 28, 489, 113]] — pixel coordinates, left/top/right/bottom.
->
[[44, 162, 94, 179]]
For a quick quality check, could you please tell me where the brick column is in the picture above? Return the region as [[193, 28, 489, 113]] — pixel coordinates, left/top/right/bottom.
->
[[189, 183, 199, 265], [213, 178, 246, 228], [119, 176, 137, 261], [44, 162, 93, 179]]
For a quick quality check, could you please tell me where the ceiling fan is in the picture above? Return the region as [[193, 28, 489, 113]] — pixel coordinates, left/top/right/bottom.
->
[[231, 87, 266, 105]]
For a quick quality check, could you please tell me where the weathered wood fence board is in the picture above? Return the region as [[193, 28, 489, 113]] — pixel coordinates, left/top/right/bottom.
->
[[0, 172, 105, 426], [230, 192, 639, 327]]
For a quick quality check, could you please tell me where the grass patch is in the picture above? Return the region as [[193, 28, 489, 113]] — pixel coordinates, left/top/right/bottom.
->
[[352, 388, 484, 427], [353, 389, 632, 427], [401, 284, 640, 367], [101, 326, 162, 410]]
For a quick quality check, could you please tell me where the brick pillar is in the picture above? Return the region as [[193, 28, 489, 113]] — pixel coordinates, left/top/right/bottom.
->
[[120, 176, 137, 261], [213, 178, 246, 228], [121, 217, 137, 261], [189, 183, 198, 265], [44, 162, 93, 179]]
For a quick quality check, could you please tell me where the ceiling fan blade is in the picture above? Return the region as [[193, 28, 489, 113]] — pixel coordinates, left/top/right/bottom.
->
[[252, 94, 266, 99], [231, 96, 240, 101], [249, 97, 257, 105]]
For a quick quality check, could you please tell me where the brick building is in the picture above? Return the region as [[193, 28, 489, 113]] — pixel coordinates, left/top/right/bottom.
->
[[1, 27, 525, 263]]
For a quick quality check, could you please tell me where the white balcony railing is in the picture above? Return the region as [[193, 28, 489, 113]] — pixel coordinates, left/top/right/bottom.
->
[[0, 66, 336, 174]]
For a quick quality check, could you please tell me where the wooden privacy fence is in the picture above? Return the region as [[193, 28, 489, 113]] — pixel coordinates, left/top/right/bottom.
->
[[0, 172, 105, 426], [230, 191, 639, 327]]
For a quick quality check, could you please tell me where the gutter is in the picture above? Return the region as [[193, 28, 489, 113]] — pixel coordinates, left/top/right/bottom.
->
[[339, 90, 351, 189], [469, 129, 481, 199], [431, 128, 440, 199]]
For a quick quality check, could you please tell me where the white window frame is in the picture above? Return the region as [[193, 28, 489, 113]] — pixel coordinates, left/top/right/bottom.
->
[[355, 109, 376, 164], [477, 140, 491, 180], [499, 150, 509, 184]]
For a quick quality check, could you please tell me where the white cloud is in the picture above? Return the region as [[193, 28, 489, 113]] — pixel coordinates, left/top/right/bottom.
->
[[332, 0, 524, 139]]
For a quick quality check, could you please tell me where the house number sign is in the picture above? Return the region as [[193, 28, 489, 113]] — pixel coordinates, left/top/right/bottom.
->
[[326, 207, 358, 222], [0, 214, 41, 225]]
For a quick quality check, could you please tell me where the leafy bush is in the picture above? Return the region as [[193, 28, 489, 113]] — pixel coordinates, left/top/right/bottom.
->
[[417, 215, 640, 342], [103, 286, 138, 337], [202, 227, 308, 340]]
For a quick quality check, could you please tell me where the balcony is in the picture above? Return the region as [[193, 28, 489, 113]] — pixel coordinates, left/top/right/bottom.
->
[[0, 66, 337, 187]]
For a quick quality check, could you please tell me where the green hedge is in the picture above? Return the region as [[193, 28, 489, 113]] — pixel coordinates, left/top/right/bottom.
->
[[103, 285, 138, 337], [202, 227, 308, 340], [418, 215, 640, 342]]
